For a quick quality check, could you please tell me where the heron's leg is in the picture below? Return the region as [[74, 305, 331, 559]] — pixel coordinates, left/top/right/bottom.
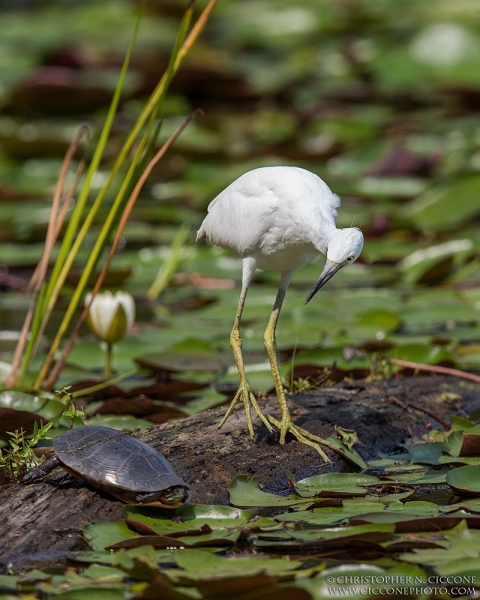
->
[[264, 270, 336, 461], [219, 258, 274, 437]]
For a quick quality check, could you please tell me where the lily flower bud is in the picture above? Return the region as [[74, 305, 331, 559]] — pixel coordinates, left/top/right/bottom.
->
[[86, 291, 135, 344]]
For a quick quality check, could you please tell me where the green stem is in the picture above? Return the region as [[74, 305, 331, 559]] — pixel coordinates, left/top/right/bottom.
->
[[105, 343, 113, 380]]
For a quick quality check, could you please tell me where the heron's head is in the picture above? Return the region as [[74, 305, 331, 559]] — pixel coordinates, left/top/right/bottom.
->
[[306, 228, 364, 304]]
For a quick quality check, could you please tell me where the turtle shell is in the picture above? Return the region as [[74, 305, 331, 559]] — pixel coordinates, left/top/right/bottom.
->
[[53, 425, 188, 506]]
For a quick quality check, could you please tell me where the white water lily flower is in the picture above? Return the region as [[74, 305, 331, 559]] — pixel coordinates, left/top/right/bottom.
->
[[86, 291, 135, 345]]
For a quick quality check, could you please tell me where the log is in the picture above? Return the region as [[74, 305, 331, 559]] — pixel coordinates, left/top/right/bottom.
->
[[1, 375, 478, 574]]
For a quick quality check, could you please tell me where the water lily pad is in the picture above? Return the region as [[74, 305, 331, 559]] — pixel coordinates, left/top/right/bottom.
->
[[0, 575, 18, 591], [439, 499, 480, 514], [355, 309, 402, 332], [409, 442, 444, 465], [293, 473, 381, 497], [382, 470, 447, 485], [0, 390, 64, 423], [229, 475, 311, 508], [293, 347, 370, 372], [167, 548, 302, 580], [303, 563, 428, 600], [83, 522, 140, 552], [446, 465, 480, 496], [254, 523, 395, 549], [398, 239, 473, 285], [400, 521, 480, 565], [37, 586, 126, 600], [405, 174, 480, 233], [81, 564, 126, 584], [137, 339, 228, 373], [85, 415, 153, 430], [387, 343, 456, 365], [112, 546, 159, 582]]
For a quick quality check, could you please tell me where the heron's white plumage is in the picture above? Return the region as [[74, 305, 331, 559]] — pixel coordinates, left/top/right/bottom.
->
[[196, 165, 364, 457], [197, 166, 343, 272]]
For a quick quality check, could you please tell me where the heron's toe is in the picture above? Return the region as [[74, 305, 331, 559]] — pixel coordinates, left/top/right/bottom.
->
[[218, 380, 273, 437]]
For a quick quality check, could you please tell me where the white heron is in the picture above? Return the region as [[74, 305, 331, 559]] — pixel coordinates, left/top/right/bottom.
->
[[197, 166, 364, 459]]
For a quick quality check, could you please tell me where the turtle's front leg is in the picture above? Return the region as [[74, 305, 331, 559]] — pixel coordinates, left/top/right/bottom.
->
[[21, 455, 61, 484]]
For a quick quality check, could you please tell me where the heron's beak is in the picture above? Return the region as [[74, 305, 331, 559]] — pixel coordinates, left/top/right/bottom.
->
[[305, 260, 342, 304]]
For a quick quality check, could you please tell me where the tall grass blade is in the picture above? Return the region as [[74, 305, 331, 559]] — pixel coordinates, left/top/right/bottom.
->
[[148, 225, 190, 300], [43, 110, 202, 389]]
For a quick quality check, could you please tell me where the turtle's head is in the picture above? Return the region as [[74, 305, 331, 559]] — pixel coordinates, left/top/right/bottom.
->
[[306, 228, 363, 304]]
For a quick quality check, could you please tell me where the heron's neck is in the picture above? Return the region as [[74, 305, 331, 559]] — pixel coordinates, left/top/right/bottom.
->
[[313, 226, 338, 256]]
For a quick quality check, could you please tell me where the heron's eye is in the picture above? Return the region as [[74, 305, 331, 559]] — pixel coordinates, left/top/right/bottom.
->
[[346, 256, 354, 263]]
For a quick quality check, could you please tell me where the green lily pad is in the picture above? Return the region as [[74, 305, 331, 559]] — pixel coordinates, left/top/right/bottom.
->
[[436, 556, 480, 578], [293, 347, 370, 372], [112, 546, 159, 582], [137, 339, 228, 373], [83, 522, 140, 552], [0, 575, 19, 592], [80, 564, 126, 584], [446, 465, 480, 496], [398, 239, 473, 285], [440, 498, 480, 514], [229, 475, 311, 508], [0, 390, 64, 423], [400, 521, 480, 565], [409, 442, 445, 465], [166, 548, 302, 581], [71, 549, 174, 566], [36, 586, 126, 600], [302, 564, 428, 600], [85, 415, 153, 430], [355, 309, 402, 332], [124, 503, 272, 534], [293, 473, 380, 497], [254, 523, 395, 548], [382, 470, 447, 485], [405, 174, 480, 233], [387, 343, 456, 365]]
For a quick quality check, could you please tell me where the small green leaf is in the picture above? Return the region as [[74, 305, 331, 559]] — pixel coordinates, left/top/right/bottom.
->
[[325, 437, 368, 469]]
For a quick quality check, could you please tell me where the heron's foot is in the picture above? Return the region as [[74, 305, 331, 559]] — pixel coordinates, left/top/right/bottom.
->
[[268, 415, 335, 462], [218, 380, 274, 438]]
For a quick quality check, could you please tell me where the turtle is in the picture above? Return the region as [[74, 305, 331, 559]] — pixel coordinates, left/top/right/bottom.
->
[[21, 425, 188, 507]]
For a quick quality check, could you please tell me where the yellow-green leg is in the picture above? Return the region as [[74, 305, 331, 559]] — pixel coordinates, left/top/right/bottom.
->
[[219, 259, 274, 437], [264, 270, 337, 461]]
